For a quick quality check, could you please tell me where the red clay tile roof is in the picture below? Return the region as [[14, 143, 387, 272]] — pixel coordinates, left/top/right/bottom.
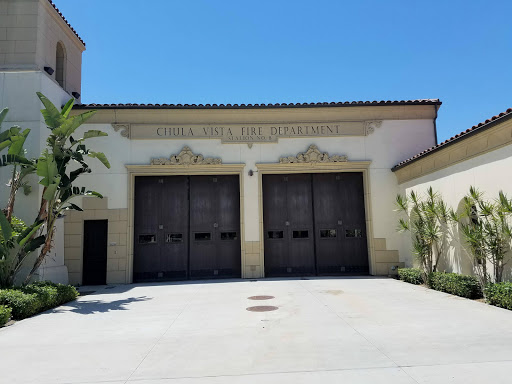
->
[[393, 107, 512, 171], [74, 99, 441, 110], [47, 0, 85, 47]]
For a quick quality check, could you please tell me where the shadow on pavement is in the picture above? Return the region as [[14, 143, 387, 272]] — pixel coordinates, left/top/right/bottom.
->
[[54, 296, 151, 315]]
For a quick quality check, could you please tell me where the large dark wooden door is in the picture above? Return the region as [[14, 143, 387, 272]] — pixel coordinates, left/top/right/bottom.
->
[[190, 175, 241, 278], [83, 220, 108, 285], [263, 172, 368, 277], [313, 173, 368, 274], [134, 176, 189, 281], [263, 174, 315, 276], [134, 175, 240, 282]]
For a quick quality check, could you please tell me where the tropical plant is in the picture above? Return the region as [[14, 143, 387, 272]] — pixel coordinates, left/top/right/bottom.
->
[[20, 92, 110, 284], [456, 186, 512, 286], [0, 108, 38, 287], [0, 216, 27, 287], [0, 93, 110, 286], [0, 107, 36, 222], [395, 187, 452, 277]]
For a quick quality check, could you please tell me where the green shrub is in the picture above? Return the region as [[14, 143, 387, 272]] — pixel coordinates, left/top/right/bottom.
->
[[55, 284, 78, 305], [26, 281, 78, 306], [398, 268, 424, 285], [0, 289, 41, 319], [429, 272, 482, 299], [0, 305, 11, 326], [0, 282, 78, 321], [22, 283, 59, 310], [484, 282, 512, 310]]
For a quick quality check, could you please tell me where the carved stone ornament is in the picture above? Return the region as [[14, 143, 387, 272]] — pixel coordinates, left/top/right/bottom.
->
[[279, 145, 348, 164], [365, 120, 382, 135], [151, 146, 222, 165], [111, 123, 130, 138]]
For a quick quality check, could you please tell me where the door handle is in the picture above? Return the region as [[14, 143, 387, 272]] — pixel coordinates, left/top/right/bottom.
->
[[213, 223, 218, 228]]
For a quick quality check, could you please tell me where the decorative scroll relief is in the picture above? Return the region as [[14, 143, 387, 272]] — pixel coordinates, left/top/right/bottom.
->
[[279, 145, 348, 164], [365, 120, 382, 135], [111, 124, 130, 138], [151, 146, 222, 165]]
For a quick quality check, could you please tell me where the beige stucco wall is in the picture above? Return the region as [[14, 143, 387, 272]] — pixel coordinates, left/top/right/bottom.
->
[[61, 104, 437, 284], [395, 119, 512, 280], [0, 0, 38, 68], [0, 70, 76, 284], [0, 0, 84, 97], [64, 197, 128, 285]]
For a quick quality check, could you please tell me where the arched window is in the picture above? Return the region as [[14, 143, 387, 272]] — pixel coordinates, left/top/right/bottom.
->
[[56, 42, 66, 88]]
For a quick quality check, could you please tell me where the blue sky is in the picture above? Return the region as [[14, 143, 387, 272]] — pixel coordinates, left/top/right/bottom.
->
[[54, 0, 511, 143]]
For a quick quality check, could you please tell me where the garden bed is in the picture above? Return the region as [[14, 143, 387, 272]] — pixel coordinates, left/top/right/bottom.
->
[[397, 268, 511, 310], [0, 281, 79, 326]]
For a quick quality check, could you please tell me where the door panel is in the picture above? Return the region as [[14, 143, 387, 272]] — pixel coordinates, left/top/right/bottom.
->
[[134, 177, 163, 281], [337, 173, 368, 273], [215, 175, 242, 278], [189, 176, 217, 277], [83, 220, 107, 285], [312, 173, 345, 274], [159, 176, 189, 279], [262, 175, 289, 276], [134, 176, 189, 281], [263, 174, 315, 276], [189, 175, 241, 278], [286, 174, 315, 275]]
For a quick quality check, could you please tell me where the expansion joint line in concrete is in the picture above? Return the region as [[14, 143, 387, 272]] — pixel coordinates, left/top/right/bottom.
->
[[122, 290, 197, 384]]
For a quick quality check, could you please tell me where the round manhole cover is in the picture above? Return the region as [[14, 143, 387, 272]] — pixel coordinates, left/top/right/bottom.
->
[[248, 295, 275, 300], [246, 305, 278, 312]]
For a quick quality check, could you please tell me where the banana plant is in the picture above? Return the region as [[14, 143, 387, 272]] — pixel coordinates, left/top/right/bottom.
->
[[0, 210, 44, 287], [0, 107, 37, 222], [19, 93, 110, 284]]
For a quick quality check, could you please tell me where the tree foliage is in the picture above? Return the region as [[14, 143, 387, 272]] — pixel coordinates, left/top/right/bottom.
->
[[456, 187, 512, 286], [395, 187, 453, 278], [0, 94, 110, 286]]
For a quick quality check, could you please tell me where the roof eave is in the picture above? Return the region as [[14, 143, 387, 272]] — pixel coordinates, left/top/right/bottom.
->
[[73, 100, 442, 110], [392, 111, 512, 172]]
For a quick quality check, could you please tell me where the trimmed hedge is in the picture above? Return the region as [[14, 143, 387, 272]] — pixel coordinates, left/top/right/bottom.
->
[[0, 289, 40, 319], [485, 282, 512, 310], [428, 272, 482, 299], [398, 268, 424, 285], [0, 281, 79, 320], [22, 283, 59, 311], [0, 304, 11, 326]]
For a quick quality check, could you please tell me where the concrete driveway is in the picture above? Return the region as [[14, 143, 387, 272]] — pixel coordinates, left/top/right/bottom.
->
[[1, 277, 512, 384]]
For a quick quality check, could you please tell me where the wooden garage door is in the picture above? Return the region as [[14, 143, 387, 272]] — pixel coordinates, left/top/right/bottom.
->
[[262, 174, 315, 276], [189, 175, 241, 278], [133, 175, 241, 282], [263, 173, 368, 277], [312, 173, 368, 274]]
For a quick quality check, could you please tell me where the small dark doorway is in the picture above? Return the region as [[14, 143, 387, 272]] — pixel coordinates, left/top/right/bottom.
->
[[83, 220, 108, 285]]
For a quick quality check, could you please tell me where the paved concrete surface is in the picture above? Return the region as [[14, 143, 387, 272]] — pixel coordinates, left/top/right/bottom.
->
[[1, 277, 512, 384]]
